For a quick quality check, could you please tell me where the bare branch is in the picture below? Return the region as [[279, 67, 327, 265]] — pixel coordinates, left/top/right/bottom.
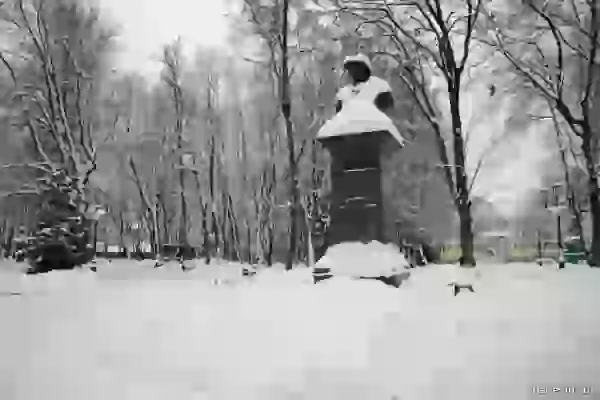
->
[[579, 0, 598, 123], [25, 117, 52, 165], [128, 156, 152, 214], [458, 0, 482, 72], [485, 0, 598, 141], [1, 162, 53, 174], [74, 66, 96, 165], [467, 132, 503, 194], [528, 3, 566, 98], [0, 50, 16, 85], [0, 189, 40, 198]]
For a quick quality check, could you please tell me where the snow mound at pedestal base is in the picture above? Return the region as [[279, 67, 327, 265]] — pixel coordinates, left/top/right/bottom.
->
[[316, 241, 410, 278]]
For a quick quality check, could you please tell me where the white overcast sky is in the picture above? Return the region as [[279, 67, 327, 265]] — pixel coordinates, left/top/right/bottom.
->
[[98, 0, 232, 77]]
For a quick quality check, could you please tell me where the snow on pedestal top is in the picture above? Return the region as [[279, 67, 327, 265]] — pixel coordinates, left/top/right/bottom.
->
[[318, 75, 405, 146], [317, 99, 406, 146]]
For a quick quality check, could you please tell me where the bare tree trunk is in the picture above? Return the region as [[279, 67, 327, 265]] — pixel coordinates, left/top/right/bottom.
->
[[226, 193, 241, 261], [118, 213, 126, 256], [550, 109, 587, 253], [254, 187, 264, 264], [202, 204, 211, 264], [163, 40, 188, 248], [152, 204, 161, 255], [177, 159, 188, 246], [267, 161, 277, 267], [280, 0, 298, 271], [267, 223, 275, 266], [208, 135, 220, 259], [257, 166, 276, 266], [582, 129, 600, 266], [582, 4, 600, 266], [192, 170, 210, 263], [5, 224, 15, 258], [156, 193, 169, 247], [128, 156, 159, 256], [91, 219, 99, 258], [176, 123, 187, 248], [580, 4, 600, 265], [221, 191, 230, 259], [0, 221, 8, 258], [449, 90, 475, 266], [246, 220, 253, 263]]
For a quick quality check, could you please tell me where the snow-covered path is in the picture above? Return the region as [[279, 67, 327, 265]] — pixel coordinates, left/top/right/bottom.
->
[[1, 261, 599, 399]]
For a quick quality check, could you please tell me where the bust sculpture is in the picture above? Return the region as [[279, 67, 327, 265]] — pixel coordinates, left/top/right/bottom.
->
[[335, 53, 394, 114], [318, 53, 404, 146]]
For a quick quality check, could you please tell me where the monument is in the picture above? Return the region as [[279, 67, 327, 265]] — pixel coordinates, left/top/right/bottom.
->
[[317, 54, 405, 247]]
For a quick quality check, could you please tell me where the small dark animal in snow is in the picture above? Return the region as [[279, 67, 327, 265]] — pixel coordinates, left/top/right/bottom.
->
[[448, 282, 475, 296]]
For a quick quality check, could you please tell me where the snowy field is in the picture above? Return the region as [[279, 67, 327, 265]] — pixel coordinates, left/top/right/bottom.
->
[[0, 259, 599, 399]]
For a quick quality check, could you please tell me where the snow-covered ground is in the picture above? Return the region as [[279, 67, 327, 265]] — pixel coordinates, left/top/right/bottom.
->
[[0, 259, 599, 399]]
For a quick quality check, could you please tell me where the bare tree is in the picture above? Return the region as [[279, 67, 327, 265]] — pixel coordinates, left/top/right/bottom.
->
[[336, 0, 483, 266], [0, 0, 114, 210], [242, 0, 301, 269], [486, 0, 599, 264], [540, 107, 588, 252], [280, 0, 300, 270], [11, 1, 95, 168], [127, 156, 159, 254], [161, 38, 189, 249]]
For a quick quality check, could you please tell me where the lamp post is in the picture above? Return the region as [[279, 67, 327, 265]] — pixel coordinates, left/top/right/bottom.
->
[[543, 183, 566, 269], [84, 205, 107, 263], [537, 188, 548, 266], [552, 183, 564, 252]]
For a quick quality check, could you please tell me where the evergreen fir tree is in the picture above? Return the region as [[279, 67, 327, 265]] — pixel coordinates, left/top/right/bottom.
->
[[25, 169, 94, 274]]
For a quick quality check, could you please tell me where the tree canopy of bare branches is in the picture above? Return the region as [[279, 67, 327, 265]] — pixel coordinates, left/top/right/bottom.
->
[[0, 0, 115, 209], [330, 0, 485, 265], [485, 0, 600, 264]]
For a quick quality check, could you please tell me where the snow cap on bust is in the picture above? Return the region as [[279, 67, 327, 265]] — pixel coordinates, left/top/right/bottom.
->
[[343, 53, 372, 72]]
